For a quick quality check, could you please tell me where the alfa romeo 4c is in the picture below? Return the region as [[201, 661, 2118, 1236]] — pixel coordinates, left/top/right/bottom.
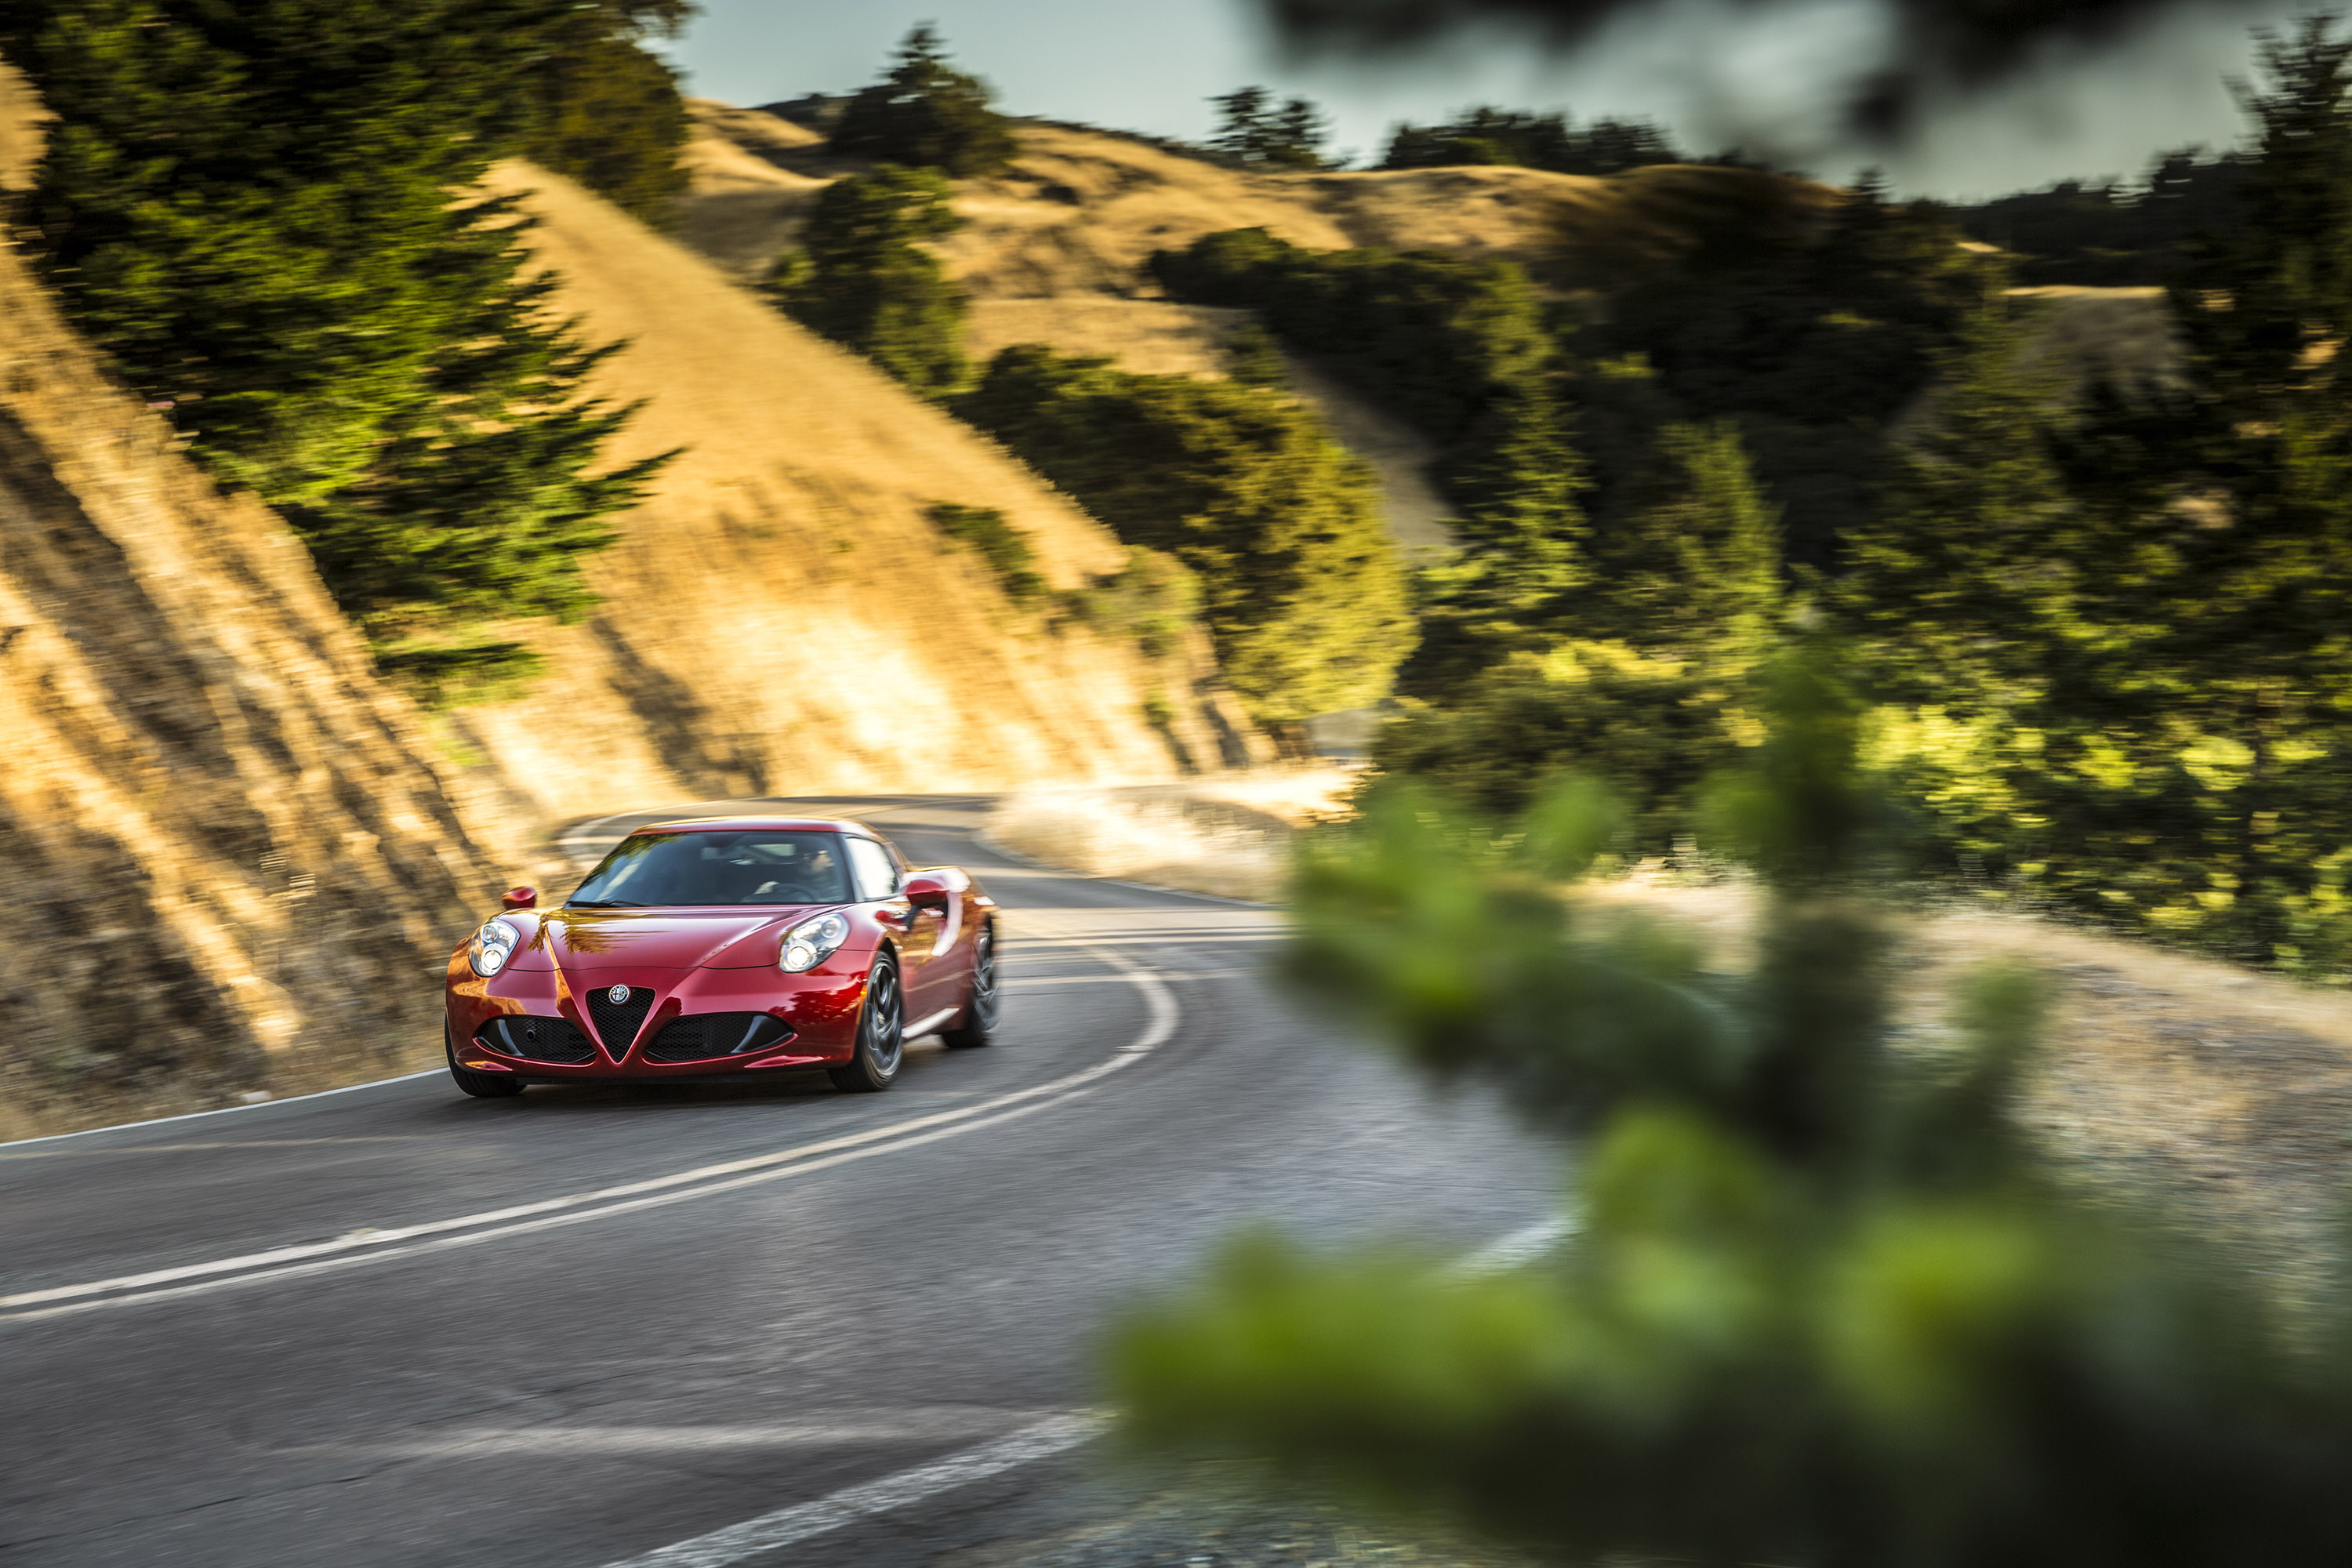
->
[[443, 816, 999, 1097]]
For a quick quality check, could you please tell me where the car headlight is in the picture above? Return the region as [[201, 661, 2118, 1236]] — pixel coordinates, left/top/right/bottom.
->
[[779, 912, 850, 973], [470, 918, 523, 978]]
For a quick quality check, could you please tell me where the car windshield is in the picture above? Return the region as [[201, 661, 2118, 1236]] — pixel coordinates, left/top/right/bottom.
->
[[569, 831, 854, 908]]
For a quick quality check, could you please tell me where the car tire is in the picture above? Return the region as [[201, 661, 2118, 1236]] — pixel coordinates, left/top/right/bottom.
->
[[446, 1024, 525, 1098], [940, 922, 997, 1050], [828, 955, 905, 1092]]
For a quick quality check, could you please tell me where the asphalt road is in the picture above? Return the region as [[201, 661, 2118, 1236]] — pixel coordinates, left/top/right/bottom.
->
[[1, 797, 1560, 1567]]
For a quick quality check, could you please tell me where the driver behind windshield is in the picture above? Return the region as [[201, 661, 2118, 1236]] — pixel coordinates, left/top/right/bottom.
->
[[569, 831, 855, 907]]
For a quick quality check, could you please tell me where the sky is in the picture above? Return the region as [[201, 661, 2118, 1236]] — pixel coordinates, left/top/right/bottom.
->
[[664, 0, 2303, 198]]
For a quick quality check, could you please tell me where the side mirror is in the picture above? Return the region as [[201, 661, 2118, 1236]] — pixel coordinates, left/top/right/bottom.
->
[[501, 886, 538, 911], [902, 873, 951, 911]]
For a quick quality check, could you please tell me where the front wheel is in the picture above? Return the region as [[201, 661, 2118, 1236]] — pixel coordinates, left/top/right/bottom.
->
[[446, 1024, 524, 1099], [828, 956, 905, 1092], [940, 924, 997, 1050]]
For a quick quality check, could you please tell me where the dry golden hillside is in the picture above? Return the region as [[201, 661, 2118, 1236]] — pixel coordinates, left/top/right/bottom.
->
[[674, 104, 1841, 556], [0, 216, 543, 1136], [680, 103, 1844, 300], [450, 162, 1258, 822]]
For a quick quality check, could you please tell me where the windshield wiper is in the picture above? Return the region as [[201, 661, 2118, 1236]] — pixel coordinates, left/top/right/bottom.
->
[[567, 899, 647, 908]]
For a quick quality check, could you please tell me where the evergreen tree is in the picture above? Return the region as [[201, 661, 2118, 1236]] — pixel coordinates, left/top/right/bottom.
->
[[1842, 298, 2076, 711], [830, 24, 1015, 178], [2138, 15, 2352, 965], [958, 346, 1413, 728], [1208, 87, 1332, 169], [1385, 423, 1780, 837], [518, 2, 695, 227], [1588, 422, 1782, 663], [768, 165, 969, 397], [1592, 174, 2000, 570], [0, 0, 672, 680]]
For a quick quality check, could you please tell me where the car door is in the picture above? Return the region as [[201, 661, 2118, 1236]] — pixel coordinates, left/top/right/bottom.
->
[[844, 834, 938, 1014]]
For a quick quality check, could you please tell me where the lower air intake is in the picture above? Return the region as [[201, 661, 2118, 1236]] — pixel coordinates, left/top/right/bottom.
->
[[481, 1015, 596, 1065], [641, 1012, 795, 1064]]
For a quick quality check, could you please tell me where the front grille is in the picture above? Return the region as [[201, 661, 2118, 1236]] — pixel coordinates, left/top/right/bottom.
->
[[641, 1011, 794, 1064], [584, 985, 657, 1058], [481, 1014, 596, 1065]]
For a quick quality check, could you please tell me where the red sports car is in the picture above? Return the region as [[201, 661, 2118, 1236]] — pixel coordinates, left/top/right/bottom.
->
[[443, 815, 999, 1097]]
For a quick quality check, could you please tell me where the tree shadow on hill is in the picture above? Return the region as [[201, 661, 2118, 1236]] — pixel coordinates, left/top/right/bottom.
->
[[591, 615, 771, 800]]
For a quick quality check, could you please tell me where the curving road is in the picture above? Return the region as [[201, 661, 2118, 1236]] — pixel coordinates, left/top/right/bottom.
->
[[0, 797, 1558, 1566]]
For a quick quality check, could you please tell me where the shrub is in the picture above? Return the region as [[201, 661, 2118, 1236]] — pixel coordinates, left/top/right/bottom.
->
[[927, 502, 1045, 602], [769, 165, 969, 396], [958, 345, 1413, 726]]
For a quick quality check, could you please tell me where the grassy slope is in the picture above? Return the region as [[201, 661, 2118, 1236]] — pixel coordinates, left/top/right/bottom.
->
[[671, 107, 1849, 560], [434, 162, 1254, 822]]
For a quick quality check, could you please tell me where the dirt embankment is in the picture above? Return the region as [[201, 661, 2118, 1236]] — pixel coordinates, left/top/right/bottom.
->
[[0, 213, 546, 1138]]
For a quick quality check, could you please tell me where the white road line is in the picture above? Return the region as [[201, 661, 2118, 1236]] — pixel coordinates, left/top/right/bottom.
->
[[599, 1414, 1110, 1568], [598, 1207, 1570, 1567], [2, 1070, 445, 1149], [322, 1410, 1062, 1457], [1449, 1214, 1577, 1276], [2, 947, 1179, 1324]]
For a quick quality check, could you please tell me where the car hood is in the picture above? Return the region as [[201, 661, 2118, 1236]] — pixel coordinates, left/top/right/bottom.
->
[[524, 906, 836, 971]]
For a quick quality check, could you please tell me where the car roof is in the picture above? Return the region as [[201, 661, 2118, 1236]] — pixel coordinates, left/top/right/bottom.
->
[[628, 816, 879, 837]]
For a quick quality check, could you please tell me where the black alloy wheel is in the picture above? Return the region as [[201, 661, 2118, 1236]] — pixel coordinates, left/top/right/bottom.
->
[[446, 1023, 525, 1098], [829, 956, 905, 1092], [941, 923, 997, 1049]]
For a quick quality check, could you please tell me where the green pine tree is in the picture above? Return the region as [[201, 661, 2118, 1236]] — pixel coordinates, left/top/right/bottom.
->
[[1590, 421, 1782, 662], [830, 24, 1015, 178], [768, 165, 970, 397], [0, 0, 673, 691], [1381, 423, 1780, 837], [2146, 16, 2352, 966], [1207, 86, 1332, 169], [1842, 296, 2075, 711]]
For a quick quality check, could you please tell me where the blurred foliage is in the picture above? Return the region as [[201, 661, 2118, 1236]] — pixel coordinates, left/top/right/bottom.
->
[[370, 638, 547, 711], [928, 501, 1046, 604], [1112, 648, 2352, 1565], [1381, 106, 1682, 176], [1225, 322, 1291, 389], [1578, 176, 2001, 572], [1948, 150, 2250, 286], [1061, 548, 1204, 664], [957, 344, 1413, 728], [1387, 424, 1782, 844], [515, 2, 694, 227], [1208, 86, 1334, 170], [830, 24, 1015, 179], [1163, 22, 2352, 973], [0, 0, 675, 677], [1832, 20, 2352, 972], [768, 165, 969, 397], [1153, 228, 1583, 688]]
